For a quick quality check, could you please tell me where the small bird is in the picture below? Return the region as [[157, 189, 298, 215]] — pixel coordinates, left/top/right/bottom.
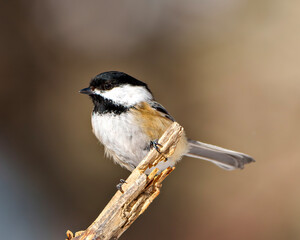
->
[[80, 71, 254, 174]]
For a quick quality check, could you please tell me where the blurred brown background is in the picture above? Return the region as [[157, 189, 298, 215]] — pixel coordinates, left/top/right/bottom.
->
[[1, 1, 300, 240]]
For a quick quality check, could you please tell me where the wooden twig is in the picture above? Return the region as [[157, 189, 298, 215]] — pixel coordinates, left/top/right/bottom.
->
[[67, 122, 184, 240]]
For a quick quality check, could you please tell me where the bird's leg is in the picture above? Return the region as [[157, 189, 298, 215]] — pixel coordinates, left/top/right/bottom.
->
[[150, 139, 162, 154], [116, 179, 127, 193]]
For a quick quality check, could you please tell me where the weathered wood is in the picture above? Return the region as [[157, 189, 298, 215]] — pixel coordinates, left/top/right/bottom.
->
[[67, 122, 183, 240]]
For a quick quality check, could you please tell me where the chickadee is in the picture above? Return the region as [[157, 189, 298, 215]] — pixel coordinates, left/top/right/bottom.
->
[[80, 71, 254, 174]]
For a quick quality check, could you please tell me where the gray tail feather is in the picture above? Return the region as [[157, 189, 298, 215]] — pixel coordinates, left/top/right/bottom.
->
[[185, 139, 255, 170]]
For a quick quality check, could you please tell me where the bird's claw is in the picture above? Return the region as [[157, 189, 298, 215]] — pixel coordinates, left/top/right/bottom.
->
[[150, 139, 162, 154], [116, 179, 127, 193]]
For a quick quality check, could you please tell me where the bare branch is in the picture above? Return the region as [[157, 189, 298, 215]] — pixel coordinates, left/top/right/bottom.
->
[[67, 122, 183, 240]]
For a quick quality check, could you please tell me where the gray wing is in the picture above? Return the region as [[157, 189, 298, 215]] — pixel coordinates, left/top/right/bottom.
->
[[149, 101, 175, 122], [185, 139, 255, 170]]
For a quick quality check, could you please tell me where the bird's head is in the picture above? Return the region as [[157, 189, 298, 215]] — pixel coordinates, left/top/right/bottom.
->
[[80, 71, 153, 108]]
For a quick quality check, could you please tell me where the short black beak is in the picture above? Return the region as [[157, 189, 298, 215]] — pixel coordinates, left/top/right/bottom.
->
[[79, 87, 93, 95]]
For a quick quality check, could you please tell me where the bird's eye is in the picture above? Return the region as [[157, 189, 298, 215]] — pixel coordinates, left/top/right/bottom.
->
[[90, 86, 95, 91], [103, 83, 113, 90]]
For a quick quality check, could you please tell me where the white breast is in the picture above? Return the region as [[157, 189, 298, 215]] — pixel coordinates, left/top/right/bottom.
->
[[91, 111, 186, 173], [91, 112, 151, 170]]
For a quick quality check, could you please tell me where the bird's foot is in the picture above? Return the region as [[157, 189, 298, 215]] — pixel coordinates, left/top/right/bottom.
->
[[116, 179, 127, 193], [150, 139, 162, 154]]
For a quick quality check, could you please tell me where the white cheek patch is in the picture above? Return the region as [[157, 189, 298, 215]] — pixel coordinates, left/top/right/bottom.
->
[[93, 89, 102, 95], [95, 85, 153, 107]]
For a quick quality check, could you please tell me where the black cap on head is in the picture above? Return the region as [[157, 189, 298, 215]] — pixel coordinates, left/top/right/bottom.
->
[[89, 71, 150, 91]]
